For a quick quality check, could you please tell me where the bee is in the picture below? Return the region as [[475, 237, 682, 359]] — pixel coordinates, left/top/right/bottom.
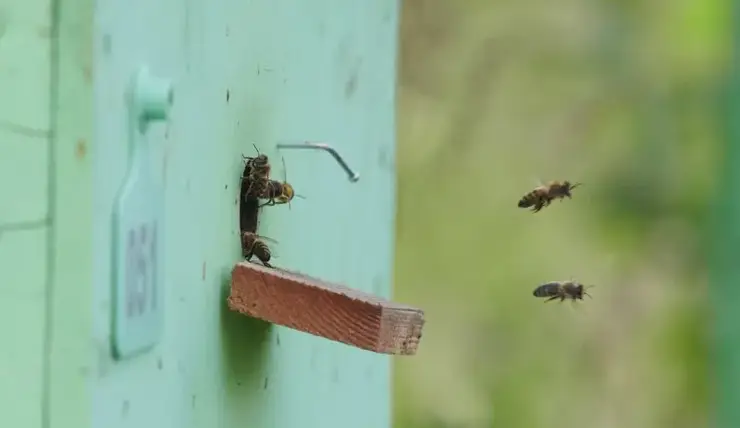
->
[[241, 231, 278, 268], [242, 144, 270, 177], [532, 280, 593, 302], [258, 157, 305, 208], [241, 144, 272, 199], [517, 181, 581, 213]]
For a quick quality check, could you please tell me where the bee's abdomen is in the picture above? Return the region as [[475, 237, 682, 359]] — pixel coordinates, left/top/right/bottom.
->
[[260, 180, 282, 199], [533, 283, 560, 297], [518, 193, 536, 208], [255, 242, 271, 261], [241, 233, 255, 258], [267, 185, 282, 199]]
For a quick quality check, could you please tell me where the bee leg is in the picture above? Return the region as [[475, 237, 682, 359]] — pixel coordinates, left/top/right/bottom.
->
[[560, 296, 566, 302], [262, 261, 273, 268], [244, 182, 255, 199], [545, 296, 559, 302]]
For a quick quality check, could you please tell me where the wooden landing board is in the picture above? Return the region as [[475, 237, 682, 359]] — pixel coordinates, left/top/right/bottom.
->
[[229, 262, 424, 355]]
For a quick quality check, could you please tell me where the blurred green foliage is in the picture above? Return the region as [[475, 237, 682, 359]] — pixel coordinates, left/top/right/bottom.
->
[[393, 1, 726, 427]]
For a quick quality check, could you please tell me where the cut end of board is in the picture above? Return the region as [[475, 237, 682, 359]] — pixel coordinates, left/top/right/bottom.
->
[[228, 262, 425, 355]]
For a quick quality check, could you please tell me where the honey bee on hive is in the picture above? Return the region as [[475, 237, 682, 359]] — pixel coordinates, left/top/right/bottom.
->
[[517, 180, 581, 213], [257, 157, 305, 209], [241, 231, 278, 268], [241, 144, 273, 200]]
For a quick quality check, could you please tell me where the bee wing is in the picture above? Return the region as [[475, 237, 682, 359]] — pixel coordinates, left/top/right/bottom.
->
[[254, 234, 279, 245], [540, 281, 561, 288]]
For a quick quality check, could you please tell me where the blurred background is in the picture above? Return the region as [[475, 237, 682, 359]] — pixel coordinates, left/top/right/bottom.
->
[[392, 1, 726, 427]]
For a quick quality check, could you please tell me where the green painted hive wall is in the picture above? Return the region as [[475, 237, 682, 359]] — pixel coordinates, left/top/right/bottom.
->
[[0, 0, 399, 427]]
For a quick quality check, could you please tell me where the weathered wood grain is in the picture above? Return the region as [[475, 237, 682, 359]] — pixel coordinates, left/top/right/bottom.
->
[[229, 262, 424, 355]]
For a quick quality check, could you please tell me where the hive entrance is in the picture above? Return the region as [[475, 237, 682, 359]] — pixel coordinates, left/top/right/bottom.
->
[[239, 162, 259, 236]]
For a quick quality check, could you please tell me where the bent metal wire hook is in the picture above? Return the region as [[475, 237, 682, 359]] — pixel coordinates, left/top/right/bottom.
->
[[276, 142, 360, 183]]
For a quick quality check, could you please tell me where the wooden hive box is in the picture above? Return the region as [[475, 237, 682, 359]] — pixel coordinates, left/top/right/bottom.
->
[[0, 0, 424, 427]]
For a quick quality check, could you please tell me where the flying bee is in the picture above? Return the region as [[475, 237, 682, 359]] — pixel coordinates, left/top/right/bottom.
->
[[532, 280, 593, 303], [517, 180, 581, 213], [258, 156, 305, 209], [241, 144, 272, 199], [241, 231, 278, 268]]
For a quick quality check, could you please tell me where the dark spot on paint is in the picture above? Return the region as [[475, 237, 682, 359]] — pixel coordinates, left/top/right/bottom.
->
[[344, 69, 358, 99], [82, 64, 93, 83], [102, 34, 112, 54], [331, 366, 339, 383], [75, 139, 87, 160]]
